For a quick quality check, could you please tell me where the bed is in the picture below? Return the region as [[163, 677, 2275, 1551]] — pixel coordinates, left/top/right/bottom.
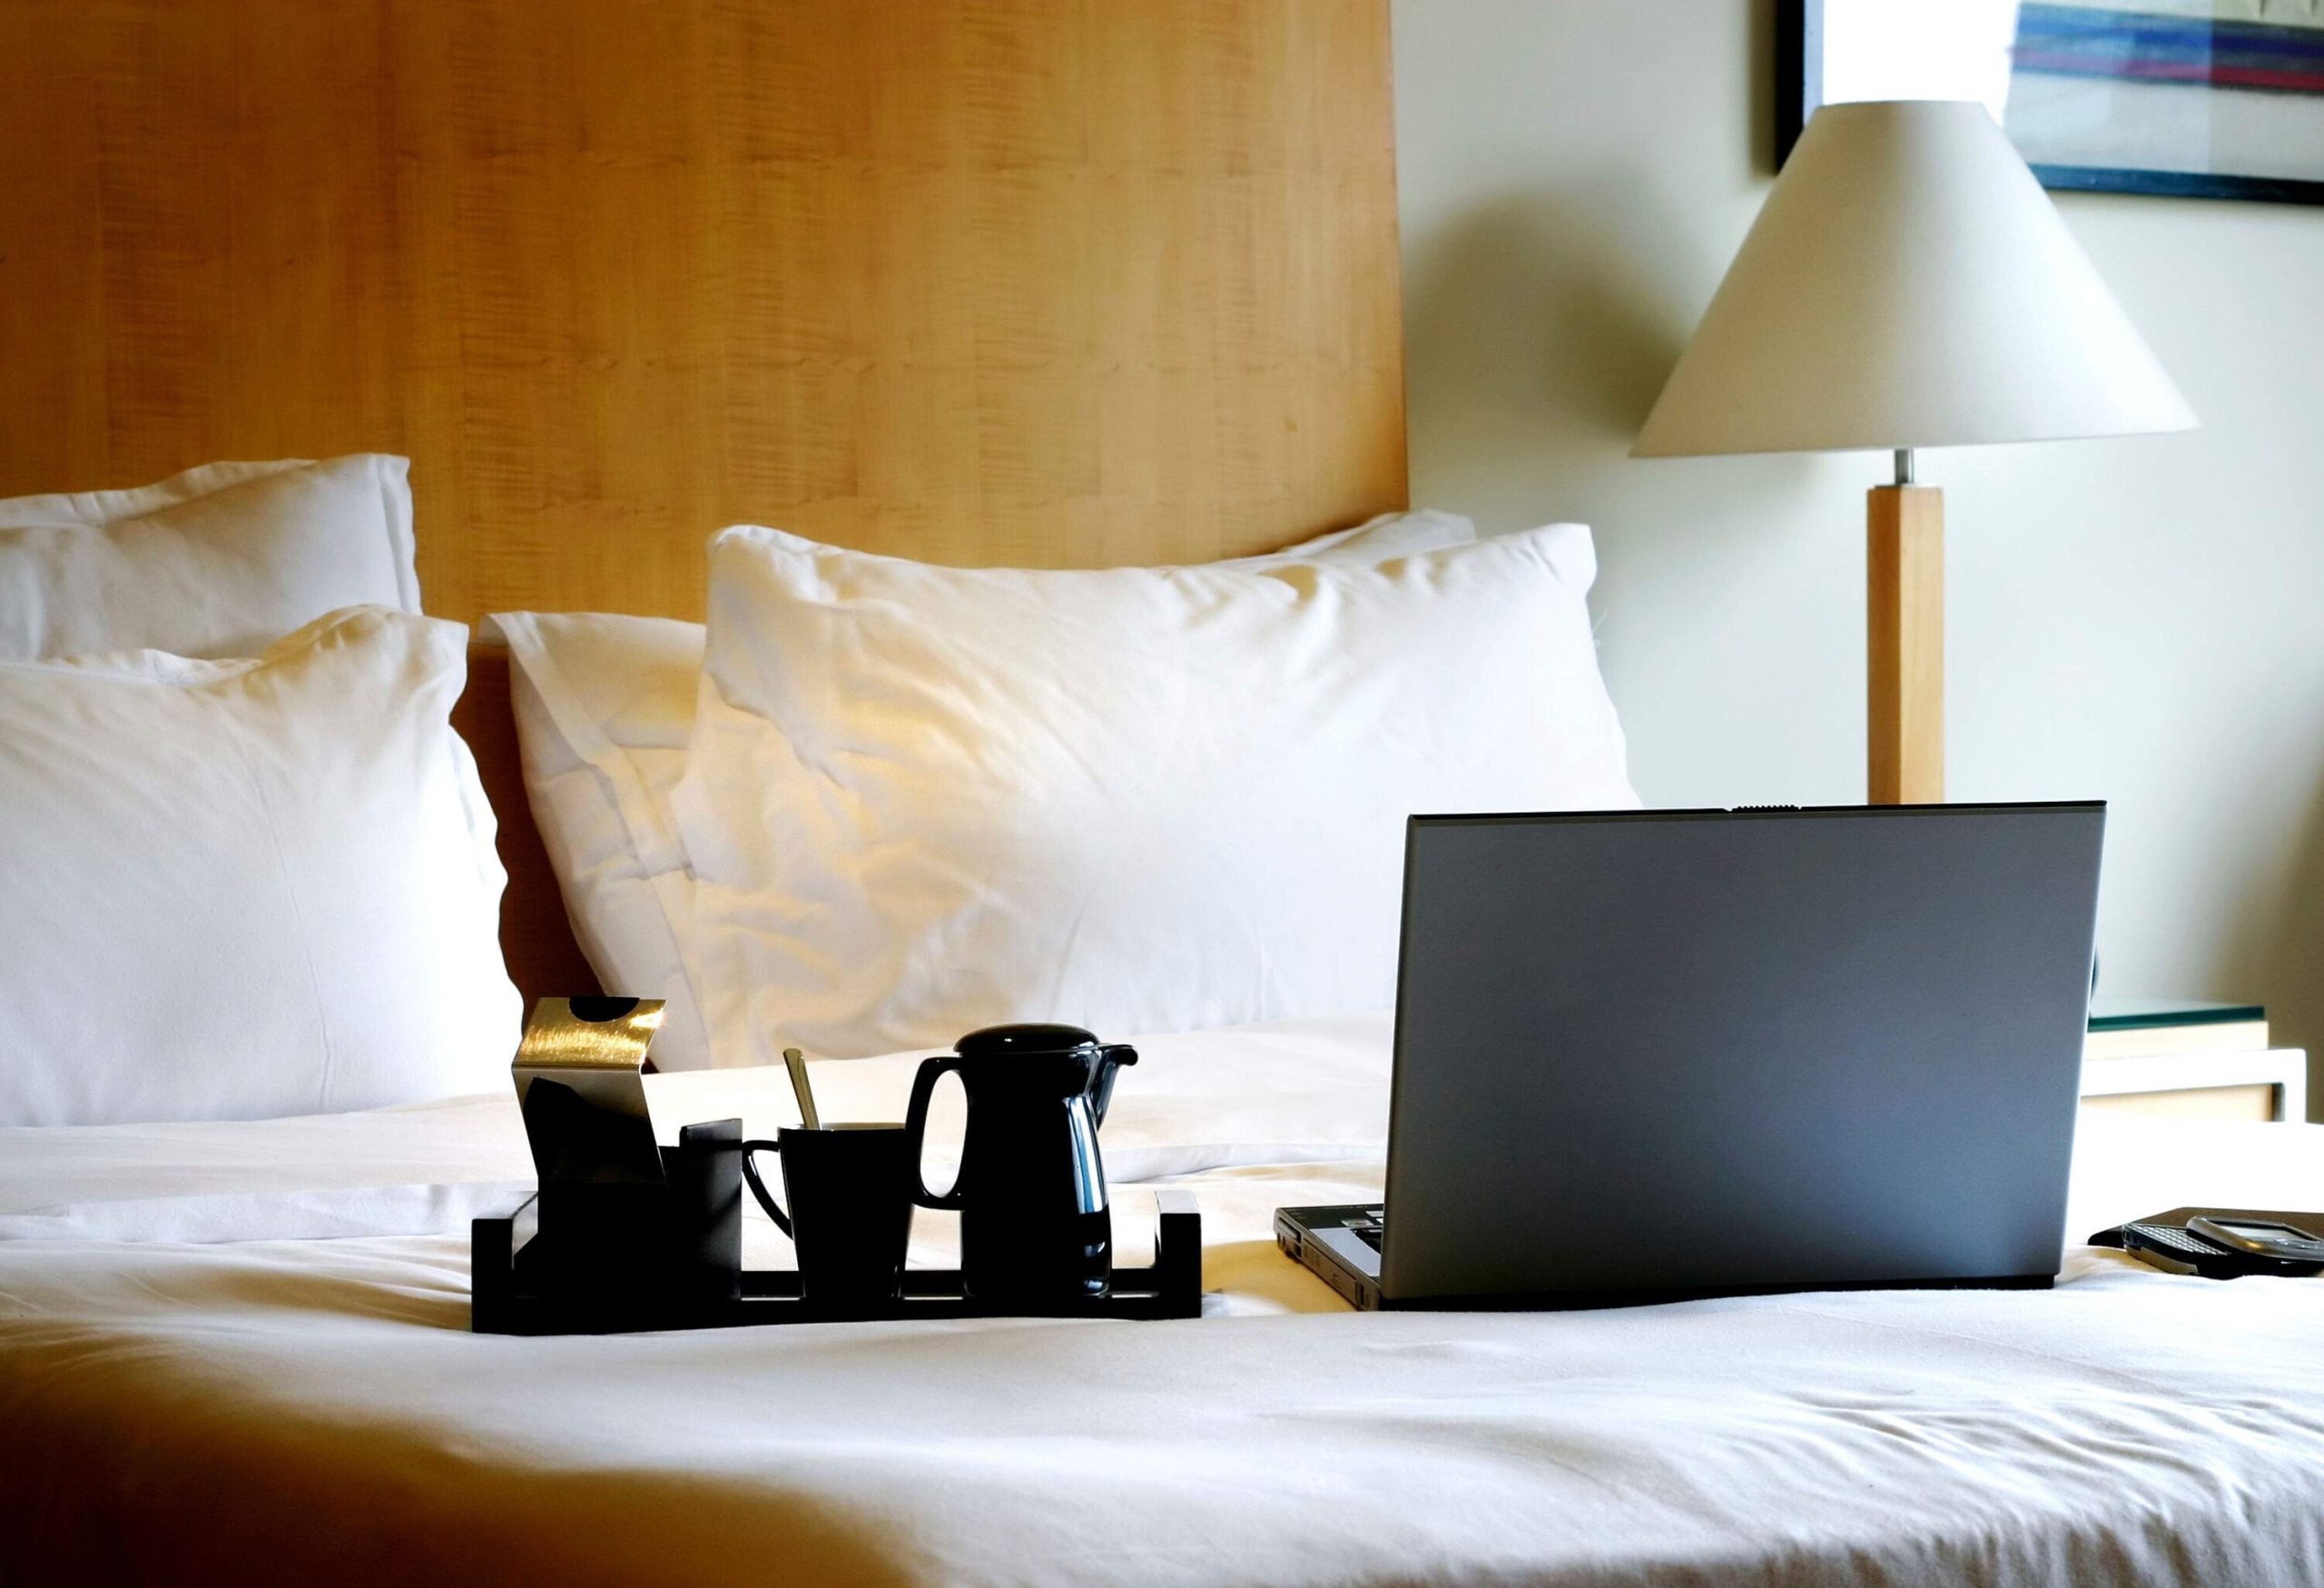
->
[[9, 1027, 2324, 1584], [5, 5, 2323, 1585]]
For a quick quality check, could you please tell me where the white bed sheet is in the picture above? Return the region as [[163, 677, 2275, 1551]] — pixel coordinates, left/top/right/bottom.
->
[[5, 1012, 2324, 1586]]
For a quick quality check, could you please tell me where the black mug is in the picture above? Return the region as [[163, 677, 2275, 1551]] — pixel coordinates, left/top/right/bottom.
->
[[742, 1124, 913, 1304]]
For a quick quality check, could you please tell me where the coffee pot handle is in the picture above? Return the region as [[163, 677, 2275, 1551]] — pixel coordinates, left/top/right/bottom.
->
[[904, 1055, 968, 1208]]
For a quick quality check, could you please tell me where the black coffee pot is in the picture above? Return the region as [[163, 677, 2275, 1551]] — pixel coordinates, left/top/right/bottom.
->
[[903, 1022, 1137, 1303]]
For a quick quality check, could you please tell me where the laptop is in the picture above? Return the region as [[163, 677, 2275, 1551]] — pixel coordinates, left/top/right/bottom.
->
[[1276, 803, 2107, 1311]]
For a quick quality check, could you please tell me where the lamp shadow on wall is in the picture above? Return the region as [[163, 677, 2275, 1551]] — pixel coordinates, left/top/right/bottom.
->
[[2228, 778, 2324, 1120], [1400, 177, 1827, 526], [1400, 182, 1847, 803], [1400, 185, 1693, 520]]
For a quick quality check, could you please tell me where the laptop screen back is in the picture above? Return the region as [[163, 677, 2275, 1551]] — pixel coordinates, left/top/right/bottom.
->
[[1381, 804, 2105, 1303]]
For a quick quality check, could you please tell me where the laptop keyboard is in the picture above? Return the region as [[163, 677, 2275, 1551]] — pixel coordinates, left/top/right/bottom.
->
[[1344, 1208, 1385, 1251]]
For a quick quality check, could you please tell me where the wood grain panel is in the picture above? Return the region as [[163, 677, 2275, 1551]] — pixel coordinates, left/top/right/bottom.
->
[[0, 0, 1406, 620], [0, 0, 1404, 1000]]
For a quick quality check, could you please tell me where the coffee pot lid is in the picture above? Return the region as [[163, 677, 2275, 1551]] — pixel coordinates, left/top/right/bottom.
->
[[955, 1022, 1101, 1058]]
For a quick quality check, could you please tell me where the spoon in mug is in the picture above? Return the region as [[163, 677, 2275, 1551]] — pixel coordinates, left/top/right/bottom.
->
[[783, 1046, 822, 1131]]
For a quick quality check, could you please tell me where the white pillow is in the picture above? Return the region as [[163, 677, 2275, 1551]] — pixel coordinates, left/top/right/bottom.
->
[[674, 520, 1639, 1064], [0, 455, 419, 659], [490, 509, 1478, 1070], [0, 607, 521, 1126], [491, 609, 714, 1066]]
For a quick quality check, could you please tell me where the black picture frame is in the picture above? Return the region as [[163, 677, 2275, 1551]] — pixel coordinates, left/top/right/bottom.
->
[[1777, 0, 2324, 205]]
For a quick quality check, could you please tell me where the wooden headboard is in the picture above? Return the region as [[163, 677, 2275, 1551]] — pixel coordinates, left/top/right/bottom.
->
[[0, 0, 1407, 1000]]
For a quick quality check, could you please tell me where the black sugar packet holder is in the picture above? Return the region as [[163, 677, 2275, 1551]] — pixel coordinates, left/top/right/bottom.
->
[[2090, 1207, 2324, 1281]]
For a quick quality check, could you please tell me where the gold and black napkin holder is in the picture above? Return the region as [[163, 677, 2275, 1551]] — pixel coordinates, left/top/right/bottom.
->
[[470, 998, 1201, 1335]]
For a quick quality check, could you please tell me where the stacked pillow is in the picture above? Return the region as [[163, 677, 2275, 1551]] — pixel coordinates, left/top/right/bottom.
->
[[0, 608, 520, 1124], [0, 458, 520, 1126], [495, 510, 1492, 1069], [502, 509, 1640, 1067], [675, 520, 1638, 1062], [0, 454, 419, 659], [490, 610, 714, 1064]]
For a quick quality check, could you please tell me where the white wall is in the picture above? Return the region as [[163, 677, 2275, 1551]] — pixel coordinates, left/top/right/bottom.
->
[[1393, 0, 2324, 1100]]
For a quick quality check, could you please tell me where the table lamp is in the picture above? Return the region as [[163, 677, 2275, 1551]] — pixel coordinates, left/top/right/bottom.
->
[[1633, 99, 2196, 803]]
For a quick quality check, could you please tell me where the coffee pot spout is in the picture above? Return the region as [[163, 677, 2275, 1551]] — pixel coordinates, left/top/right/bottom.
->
[[1088, 1043, 1137, 1129]]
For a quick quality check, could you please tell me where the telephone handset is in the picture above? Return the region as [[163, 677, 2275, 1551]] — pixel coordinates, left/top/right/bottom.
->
[[2108, 1213, 2324, 1279]]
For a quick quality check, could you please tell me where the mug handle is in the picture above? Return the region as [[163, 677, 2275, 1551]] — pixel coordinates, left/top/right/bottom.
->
[[739, 1139, 793, 1238], [904, 1055, 967, 1208]]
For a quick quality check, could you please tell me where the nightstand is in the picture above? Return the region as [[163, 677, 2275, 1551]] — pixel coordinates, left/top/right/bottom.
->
[[2080, 1050, 2308, 1124], [2079, 1001, 2303, 1123]]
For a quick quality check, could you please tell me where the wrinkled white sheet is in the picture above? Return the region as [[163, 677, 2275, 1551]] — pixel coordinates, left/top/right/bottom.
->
[[5, 1011, 2324, 1586]]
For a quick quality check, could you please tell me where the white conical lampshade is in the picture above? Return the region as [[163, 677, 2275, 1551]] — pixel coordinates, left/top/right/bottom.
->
[[1633, 99, 2196, 459]]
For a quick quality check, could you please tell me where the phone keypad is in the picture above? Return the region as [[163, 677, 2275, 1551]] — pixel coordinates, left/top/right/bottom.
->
[[2126, 1223, 2221, 1256]]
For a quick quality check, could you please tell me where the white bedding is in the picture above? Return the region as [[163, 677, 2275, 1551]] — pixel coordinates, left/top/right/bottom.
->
[[5, 1014, 2324, 1586]]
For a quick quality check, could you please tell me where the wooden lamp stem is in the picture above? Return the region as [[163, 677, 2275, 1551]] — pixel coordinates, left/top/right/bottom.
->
[[1866, 470, 1944, 804]]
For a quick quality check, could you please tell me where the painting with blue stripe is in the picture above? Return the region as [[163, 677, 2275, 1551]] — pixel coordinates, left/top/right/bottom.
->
[[1783, 0, 2324, 204]]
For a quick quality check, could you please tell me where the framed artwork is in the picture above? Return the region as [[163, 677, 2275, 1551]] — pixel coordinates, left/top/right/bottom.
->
[[1779, 0, 2324, 203]]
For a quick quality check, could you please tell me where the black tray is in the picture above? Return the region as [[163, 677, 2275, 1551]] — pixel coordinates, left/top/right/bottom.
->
[[473, 1189, 1202, 1334]]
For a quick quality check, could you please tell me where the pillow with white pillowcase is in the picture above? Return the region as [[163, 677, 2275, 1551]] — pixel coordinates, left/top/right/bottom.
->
[[492, 608, 713, 1065], [0, 454, 419, 660], [674, 519, 1639, 1064], [0, 607, 521, 1126], [491, 509, 1477, 1070]]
